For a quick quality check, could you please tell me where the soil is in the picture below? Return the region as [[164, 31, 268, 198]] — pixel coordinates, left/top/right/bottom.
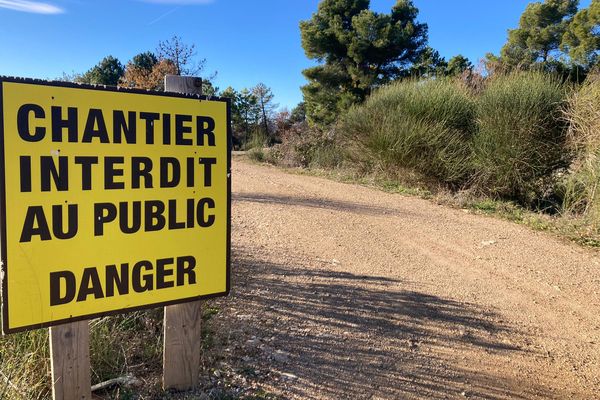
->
[[186, 158, 600, 399]]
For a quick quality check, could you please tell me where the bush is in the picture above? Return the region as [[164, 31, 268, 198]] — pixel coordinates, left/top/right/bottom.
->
[[275, 122, 344, 169], [244, 129, 269, 151], [339, 78, 476, 185], [561, 75, 600, 221], [471, 71, 570, 204]]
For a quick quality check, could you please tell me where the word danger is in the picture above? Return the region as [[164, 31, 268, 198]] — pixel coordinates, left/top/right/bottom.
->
[[50, 255, 198, 306]]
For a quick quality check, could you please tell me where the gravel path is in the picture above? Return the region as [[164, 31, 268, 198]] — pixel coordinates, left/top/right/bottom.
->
[[210, 159, 600, 400]]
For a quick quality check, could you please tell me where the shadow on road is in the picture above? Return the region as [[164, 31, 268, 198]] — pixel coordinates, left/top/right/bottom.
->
[[214, 245, 559, 400], [233, 193, 411, 218]]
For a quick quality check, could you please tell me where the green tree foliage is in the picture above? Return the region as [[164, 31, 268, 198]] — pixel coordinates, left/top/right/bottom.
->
[[77, 55, 124, 85], [300, 0, 428, 126], [290, 102, 307, 124], [500, 0, 578, 68], [252, 83, 277, 141], [407, 46, 447, 77], [221, 86, 263, 147], [561, 0, 600, 66], [131, 51, 158, 71], [221, 86, 242, 146], [446, 55, 474, 76]]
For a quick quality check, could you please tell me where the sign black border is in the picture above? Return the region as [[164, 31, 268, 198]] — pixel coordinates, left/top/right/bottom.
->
[[0, 76, 232, 334]]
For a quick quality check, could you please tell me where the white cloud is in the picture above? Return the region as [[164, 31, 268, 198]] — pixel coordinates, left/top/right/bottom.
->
[[139, 0, 214, 4], [0, 0, 64, 14]]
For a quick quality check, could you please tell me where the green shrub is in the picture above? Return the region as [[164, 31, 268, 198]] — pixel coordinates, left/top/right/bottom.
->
[[339, 78, 476, 185], [248, 147, 266, 162], [244, 129, 269, 151], [561, 76, 600, 222], [471, 71, 570, 204]]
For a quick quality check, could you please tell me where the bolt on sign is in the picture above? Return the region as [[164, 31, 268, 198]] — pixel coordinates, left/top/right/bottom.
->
[[0, 77, 231, 333]]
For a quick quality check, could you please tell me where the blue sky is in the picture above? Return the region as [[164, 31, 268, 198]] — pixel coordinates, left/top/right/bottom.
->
[[0, 0, 593, 109]]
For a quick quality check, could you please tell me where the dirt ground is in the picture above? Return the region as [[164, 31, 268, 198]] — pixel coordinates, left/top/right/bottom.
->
[[198, 158, 600, 400]]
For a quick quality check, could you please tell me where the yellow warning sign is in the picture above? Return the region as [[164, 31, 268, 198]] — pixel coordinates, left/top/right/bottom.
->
[[0, 78, 231, 333]]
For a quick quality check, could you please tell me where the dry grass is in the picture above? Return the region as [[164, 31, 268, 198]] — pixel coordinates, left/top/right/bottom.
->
[[561, 75, 600, 224]]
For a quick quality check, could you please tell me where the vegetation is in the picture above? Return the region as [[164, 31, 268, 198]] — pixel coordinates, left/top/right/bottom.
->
[[500, 0, 579, 67], [73, 36, 217, 95], [562, 0, 600, 66], [562, 75, 600, 224], [340, 78, 475, 185], [487, 0, 599, 79], [76, 55, 124, 85], [0, 307, 233, 399], [221, 84, 280, 149], [299, 0, 428, 126], [471, 71, 570, 205]]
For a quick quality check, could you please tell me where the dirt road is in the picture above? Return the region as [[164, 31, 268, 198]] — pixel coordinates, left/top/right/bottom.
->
[[212, 159, 600, 399]]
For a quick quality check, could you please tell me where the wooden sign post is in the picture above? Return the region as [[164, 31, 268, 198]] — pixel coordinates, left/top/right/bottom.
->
[[49, 321, 91, 400], [163, 75, 204, 391]]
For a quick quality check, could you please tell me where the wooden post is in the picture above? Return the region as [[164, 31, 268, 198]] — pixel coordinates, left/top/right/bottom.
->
[[49, 321, 91, 400], [163, 75, 204, 391]]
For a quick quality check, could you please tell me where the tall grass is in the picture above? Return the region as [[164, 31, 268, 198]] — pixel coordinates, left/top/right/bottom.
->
[[0, 330, 50, 399], [561, 76, 600, 223], [340, 78, 476, 185], [0, 311, 164, 399], [335, 71, 574, 206], [471, 71, 570, 205]]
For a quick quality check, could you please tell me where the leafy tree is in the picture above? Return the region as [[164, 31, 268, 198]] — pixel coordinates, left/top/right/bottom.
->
[[300, 0, 428, 126], [132, 51, 158, 71], [290, 102, 307, 124], [499, 0, 579, 68], [120, 51, 176, 90], [252, 83, 277, 141], [77, 55, 124, 85], [408, 46, 447, 77], [202, 81, 219, 97], [561, 0, 600, 66], [238, 88, 260, 137], [221, 86, 243, 147], [221, 87, 239, 111], [221, 87, 261, 147], [446, 55, 473, 76]]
